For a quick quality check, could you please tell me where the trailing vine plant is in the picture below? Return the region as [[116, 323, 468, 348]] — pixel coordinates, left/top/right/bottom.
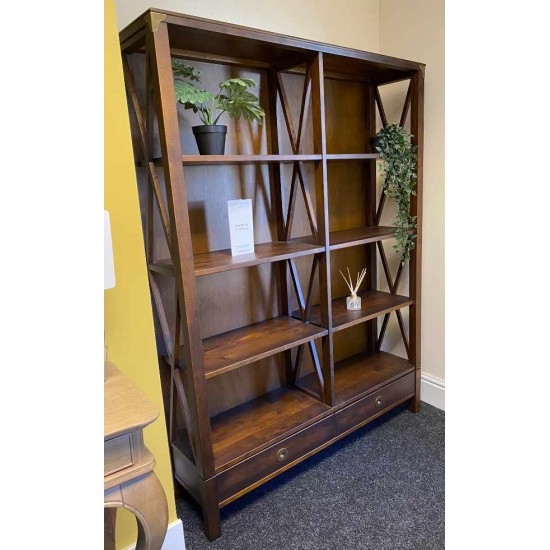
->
[[171, 60, 265, 125], [374, 124, 418, 263]]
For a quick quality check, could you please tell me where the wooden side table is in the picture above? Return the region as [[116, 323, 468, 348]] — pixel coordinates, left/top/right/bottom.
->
[[104, 362, 168, 550]]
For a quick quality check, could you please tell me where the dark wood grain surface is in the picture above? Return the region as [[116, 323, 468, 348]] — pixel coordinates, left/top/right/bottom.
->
[[300, 350, 414, 406], [182, 154, 321, 165], [296, 290, 413, 332], [327, 227, 395, 249], [144, 154, 323, 166], [210, 386, 331, 471], [199, 316, 327, 378], [296, 226, 395, 251], [121, 10, 425, 82], [325, 153, 379, 160], [216, 415, 335, 503], [149, 241, 325, 277], [335, 371, 415, 434]]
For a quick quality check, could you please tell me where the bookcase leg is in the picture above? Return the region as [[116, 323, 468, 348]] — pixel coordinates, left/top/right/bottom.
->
[[408, 394, 421, 413], [200, 477, 221, 541], [408, 369, 421, 413]]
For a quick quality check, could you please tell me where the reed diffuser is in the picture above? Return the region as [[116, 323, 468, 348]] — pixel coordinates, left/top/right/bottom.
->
[[339, 267, 367, 310]]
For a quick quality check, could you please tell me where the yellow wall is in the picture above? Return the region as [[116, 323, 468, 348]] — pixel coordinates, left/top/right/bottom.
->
[[380, 0, 445, 381], [104, 0, 177, 547]]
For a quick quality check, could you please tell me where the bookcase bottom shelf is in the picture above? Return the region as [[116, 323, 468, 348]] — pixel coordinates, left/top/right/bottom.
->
[[173, 351, 413, 475], [212, 365, 414, 507], [210, 387, 331, 472], [299, 350, 415, 407], [171, 356, 416, 510], [172, 386, 332, 474]]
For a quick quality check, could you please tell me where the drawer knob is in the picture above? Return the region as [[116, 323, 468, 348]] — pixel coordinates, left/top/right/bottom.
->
[[375, 395, 383, 407], [276, 447, 288, 462]]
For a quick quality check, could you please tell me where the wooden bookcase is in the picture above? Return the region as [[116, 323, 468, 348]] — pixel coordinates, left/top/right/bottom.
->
[[120, 9, 424, 541]]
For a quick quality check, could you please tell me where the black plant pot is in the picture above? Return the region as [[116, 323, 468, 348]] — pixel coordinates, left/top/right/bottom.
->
[[192, 125, 227, 155], [369, 135, 382, 154]]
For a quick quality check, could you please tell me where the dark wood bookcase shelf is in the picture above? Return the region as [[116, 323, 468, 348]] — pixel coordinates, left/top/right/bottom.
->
[[297, 290, 413, 332], [200, 316, 327, 378], [142, 153, 379, 167], [296, 226, 396, 250], [300, 350, 414, 407], [173, 385, 331, 475], [209, 386, 331, 472], [326, 153, 380, 161], [141, 154, 324, 167], [121, 9, 424, 541], [182, 154, 322, 165], [149, 240, 324, 277]]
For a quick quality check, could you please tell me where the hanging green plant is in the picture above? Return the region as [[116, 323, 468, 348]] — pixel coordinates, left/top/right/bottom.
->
[[373, 124, 418, 263]]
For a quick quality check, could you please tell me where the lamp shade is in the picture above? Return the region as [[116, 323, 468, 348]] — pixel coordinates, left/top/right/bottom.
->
[[104, 210, 116, 289]]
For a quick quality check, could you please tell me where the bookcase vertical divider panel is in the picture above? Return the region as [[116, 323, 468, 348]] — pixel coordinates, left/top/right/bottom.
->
[[120, 10, 424, 541]]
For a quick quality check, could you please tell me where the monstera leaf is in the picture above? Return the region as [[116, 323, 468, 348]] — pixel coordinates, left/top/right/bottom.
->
[[218, 79, 265, 123], [172, 60, 202, 81], [219, 78, 257, 90], [173, 80, 213, 107]]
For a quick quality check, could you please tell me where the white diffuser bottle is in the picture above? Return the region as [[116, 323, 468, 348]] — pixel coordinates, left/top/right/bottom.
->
[[340, 267, 367, 311], [346, 293, 362, 310]]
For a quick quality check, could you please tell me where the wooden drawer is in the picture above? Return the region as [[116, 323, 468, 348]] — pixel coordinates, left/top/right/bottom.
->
[[216, 415, 335, 505], [335, 372, 415, 435], [104, 434, 133, 477]]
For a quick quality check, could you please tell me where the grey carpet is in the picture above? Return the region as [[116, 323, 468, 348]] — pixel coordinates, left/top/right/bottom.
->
[[176, 402, 444, 550]]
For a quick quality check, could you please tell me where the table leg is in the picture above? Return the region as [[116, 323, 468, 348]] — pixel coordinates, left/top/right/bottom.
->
[[104, 508, 117, 550], [120, 471, 168, 550], [104, 471, 168, 550]]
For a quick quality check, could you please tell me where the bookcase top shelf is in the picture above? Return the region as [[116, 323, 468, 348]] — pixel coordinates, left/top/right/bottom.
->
[[141, 154, 381, 167], [180, 154, 321, 165], [120, 9, 425, 84]]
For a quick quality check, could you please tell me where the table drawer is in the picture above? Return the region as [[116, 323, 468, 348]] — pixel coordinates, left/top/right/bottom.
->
[[335, 372, 415, 435], [104, 434, 133, 476], [217, 415, 335, 504]]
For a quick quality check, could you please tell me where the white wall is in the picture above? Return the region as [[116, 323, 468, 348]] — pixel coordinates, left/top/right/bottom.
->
[[115, 0, 380, 52], [380, 0, 445, 382]]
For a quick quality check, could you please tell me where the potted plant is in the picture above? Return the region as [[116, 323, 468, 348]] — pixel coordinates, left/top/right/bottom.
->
[[171, 60, 266, 155], [371, 124, 418, 262]]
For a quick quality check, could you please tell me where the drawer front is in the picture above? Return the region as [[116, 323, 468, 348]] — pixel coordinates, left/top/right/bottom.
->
[[104, 434, 133, 476], [217, 415, 335, 504], [335, 372, 415, 435]]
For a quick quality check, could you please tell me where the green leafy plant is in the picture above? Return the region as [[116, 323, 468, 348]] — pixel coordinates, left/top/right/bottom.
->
[[374, 124, 418, 262], [171, 60, 265, 126]]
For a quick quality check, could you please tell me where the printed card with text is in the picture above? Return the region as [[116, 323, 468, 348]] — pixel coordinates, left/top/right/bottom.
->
[[227, 199, 254, 256]]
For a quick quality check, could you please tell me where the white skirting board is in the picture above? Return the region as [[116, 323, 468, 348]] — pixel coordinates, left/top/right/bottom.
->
[[122, 519, 186, 550], [420, 373, 445, 411]]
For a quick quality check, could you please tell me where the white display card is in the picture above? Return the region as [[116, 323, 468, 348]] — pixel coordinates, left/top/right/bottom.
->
[[227, 199, 254, 256]]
